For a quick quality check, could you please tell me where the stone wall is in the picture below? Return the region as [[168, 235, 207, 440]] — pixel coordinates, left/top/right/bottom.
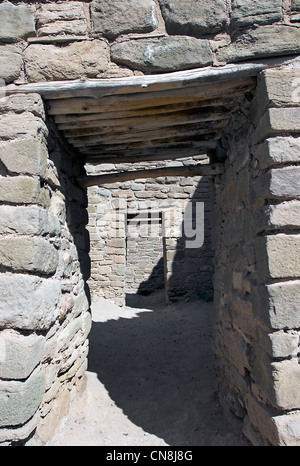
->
[[86, 158, 214, 306], [0, 93, 91, 445], [0, 0, 300, 86], [212, 64, 300, 446]]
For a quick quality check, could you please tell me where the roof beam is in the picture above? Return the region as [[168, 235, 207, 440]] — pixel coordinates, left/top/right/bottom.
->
[[78, 162, 225, 187]]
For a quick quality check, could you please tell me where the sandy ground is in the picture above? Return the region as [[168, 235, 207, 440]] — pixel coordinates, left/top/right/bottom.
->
[[49, 291, 250, 446]]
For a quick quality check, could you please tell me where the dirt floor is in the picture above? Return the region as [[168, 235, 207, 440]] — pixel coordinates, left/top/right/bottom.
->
[[49, 291, 250, 446]]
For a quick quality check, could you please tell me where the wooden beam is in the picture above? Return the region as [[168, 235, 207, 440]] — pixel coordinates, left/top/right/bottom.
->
[[68, 121, 228, 147], [78, 163, 225, 187], [5, 61, 272, 100], [47, 79, 254, 115], [53, 96, 245, 124]]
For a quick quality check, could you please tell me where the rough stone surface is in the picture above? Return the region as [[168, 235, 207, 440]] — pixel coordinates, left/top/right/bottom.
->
[[217, 25, 300, 63], [0, 274, 62, 331], [158, 0, 228, 35], [0, 331, 45, 380], [111, 36, 213, 72], [24, 40, 110, 82], [0, 205, 61, 237], [231, 0, 283, 27], [0, 370, 45, 428], [0, 2, 35, 43], [252, 280, 300, 330], [91, 0, 158, 39], [0, 138, 48, 177], [37, 2, 88, 37], [0, 237, 59, 275], [0, 44, 23, 83], [0, 176, 50, 207]]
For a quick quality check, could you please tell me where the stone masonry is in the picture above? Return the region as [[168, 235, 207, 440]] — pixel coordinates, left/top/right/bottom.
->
[[212, 65, 300, 445], [0, 0, 300, 447]]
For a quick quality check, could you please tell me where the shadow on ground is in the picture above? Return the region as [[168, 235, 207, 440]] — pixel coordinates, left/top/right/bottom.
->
[[88, 291, 250, 446]]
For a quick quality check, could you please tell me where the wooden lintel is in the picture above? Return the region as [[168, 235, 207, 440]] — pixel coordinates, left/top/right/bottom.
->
[[78, 163, 225, 188]]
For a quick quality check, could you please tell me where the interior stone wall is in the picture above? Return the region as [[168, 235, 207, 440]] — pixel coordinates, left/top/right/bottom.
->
[[212, 64, 300, 446], [86, 158, 214, 306]]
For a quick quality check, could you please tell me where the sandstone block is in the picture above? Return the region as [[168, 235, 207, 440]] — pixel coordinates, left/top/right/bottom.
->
[[0, 176, 50, 207], [0, 274, 61, 330], [251, 69, 300, 123], [251, 280, 300, 329], [0, 113, 48, 141], [0, 44, 23, 83], [24, 40, 110, 82], [0, 93, 45, 120], [37, 2, 88, 37], [252, 166, 300, 201], [0, 2, 35, 43], [111, 36, 213, 73], [257, 328, 299, 359], [158, 0, 228, 35], [256, 234, 300, 279], [0, 138, 48, 177], [253, 108, 300, 144], [258, 201, 300, 231], [0, 330, 45, 380], [217, 25, 300, 64], [271, 360, 300, 410], [91, 0, 158, 39], [231, 0, 282, 27], [253, 137, 300, 170], [0, 205, 60, 236], [0, 369, 45, 428], [0, 237, 59, 275]]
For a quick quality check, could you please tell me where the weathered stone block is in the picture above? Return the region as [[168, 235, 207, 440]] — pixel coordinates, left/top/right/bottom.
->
[[0, 238, 59, 275], [217, 25, 300, 64], [252, 166, 300, 201], [0, 205, 60, 237], [0, 113, 48, 141], [271, 360, 300, 410], [258, 201, 300, 231], [0, 274, 61, 330], [251, 69, 300, 123], [0, 93, 45, 120], [111, 36, 213, 73], [91, 0, 158, 39], [256, 234, 300, 279], [0, 176, 50, 207], [257, 328, 299, 359], [231, 0, 283, 27], [253, 108, 300, 144], [0, 330, 45, 380], [251, 280, 300, 329], [0, 369, 45, 428], [158, 0, 228, 35], [24, 40, 110, 82], [0, 138, 48, 177], [37, 2, 88, 37], [0, 2, 35, 43], [0, 44, 23, 83], [253, 137, 300, 170]]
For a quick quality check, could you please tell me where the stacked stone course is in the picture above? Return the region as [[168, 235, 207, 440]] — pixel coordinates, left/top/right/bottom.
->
[[0, 0, 299, 85], [212, 65, 300, 445], [0, 92, 90, 445]]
